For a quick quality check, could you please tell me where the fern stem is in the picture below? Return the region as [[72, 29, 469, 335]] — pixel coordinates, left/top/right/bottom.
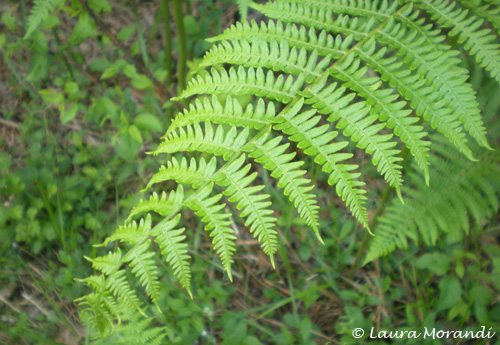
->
[[172, 0, 187, 96], [162, 0, 173, 87]]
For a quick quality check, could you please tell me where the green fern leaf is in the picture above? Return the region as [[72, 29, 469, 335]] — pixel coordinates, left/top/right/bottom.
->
[[80, 1, 500, 334], [122, 240, 161, 307], [24, 0, 60, 39], [201, 37, 330, 83], [214, 154, 279, 266], [208, 20, 350, 59], [282, 0, 399, 19], [303, 74, 404, 199], [144, 157, 217, 191], [151, 215, 193, 298], [102, 215, 152, 247], [245, 132, 320, 236], [273, 99, 370, 230], [458, 0, 500, 33], [414, 0, 500, 85], [365, 135, 500, 263], [174, 66, 305, 103], [250, 1, 375, 39], [168, 96, 275, 134], [77, 292, 117, 337], [393, 6, 491, 150], [376, 17, 478, 159], [85, 249, 122, 276], [235, 0, 250, 20], [126, 185, 184, 222], [106, 270, 145, 317], [185, 183, 237, 281], [153, 123, 249, 160], [330, 50, 431, 183]]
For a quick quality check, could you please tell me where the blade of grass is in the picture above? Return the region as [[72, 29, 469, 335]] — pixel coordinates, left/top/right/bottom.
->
[[131, 0, 150, 69], [162, 0, 173, 87], [172, 0, 187, 99], [24, 266, 80, 338]]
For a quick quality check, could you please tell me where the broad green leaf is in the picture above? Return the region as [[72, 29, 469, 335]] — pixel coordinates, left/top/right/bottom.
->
[[437, 276, 462, 311], [2, 12, 16, 31], [40, 13, 59, 29], [131, 75, 152, 89], [114, 131, 141, 161], [60, 102, 78, 124], [100, 66, 119, 79], [415, 253, 451, 276], [39, 89, 64, 104], [128, 125, 143, 143], [134, 114, 163, 132], [117, 26, 135, 41], [69, 12, 98, 43], [184, 15, 198, 36], [88, 0, 111, 13]]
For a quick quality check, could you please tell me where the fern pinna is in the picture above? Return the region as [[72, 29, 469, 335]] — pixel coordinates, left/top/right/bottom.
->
[[78, 0, 500, 336]]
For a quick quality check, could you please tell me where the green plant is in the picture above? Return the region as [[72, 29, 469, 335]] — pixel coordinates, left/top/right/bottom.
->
[[77, 0, 500, 338]]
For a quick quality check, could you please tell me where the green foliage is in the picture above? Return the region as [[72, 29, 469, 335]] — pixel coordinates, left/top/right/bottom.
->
[[365, 134, 500, 263], [3, 0, 500, 343], [24, 0, 62, 39], [78, 0, 500, 339]]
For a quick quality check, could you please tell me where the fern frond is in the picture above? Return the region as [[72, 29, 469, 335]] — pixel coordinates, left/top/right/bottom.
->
[[80, 0, 500, 336], [126, 185, 184, 222], [77, 292, 117, 337], [458, 0, 500, 32], [89, 313, 167, 345], [282, 0, 399, 19], [201, 37, 331, 83], [174, 66, 305, 103], [208, 20, 350, 59], [365, 135, 500, 264], [24, 0, 59, 39], [106, 270, 144, 317], [332, 48, 431, 182], [273, 99, 370, 230], [122, 240, 161, 307], [102, 215, 152, 246], [85, 249, 122, 276], [413, 0, 500, 84], [235, 0, 250, 20], [144, 157, 217, 191], [303, 74, 404, 199], [245, 133, 321, 236], [377, 18, 478, 158], [153, 123, 249, 160], [393, 6, 491, 150], [151, 215, 193, 298], [214, 154, 278, 266], [185, 183, 237, 281], [250, 1, 375, 39], [168, 96, 275, 134], [76, 277, 123, 326]]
